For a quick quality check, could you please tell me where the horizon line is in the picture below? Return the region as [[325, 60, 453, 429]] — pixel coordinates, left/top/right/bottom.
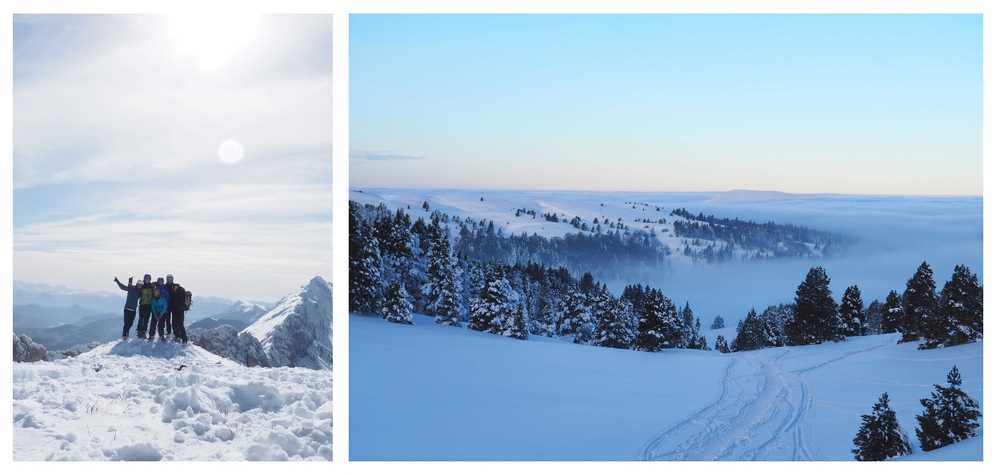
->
[[349, 185, 984, 200]]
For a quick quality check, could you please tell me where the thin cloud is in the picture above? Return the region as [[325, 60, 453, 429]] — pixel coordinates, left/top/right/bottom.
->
[[350, 150, 425, 161]]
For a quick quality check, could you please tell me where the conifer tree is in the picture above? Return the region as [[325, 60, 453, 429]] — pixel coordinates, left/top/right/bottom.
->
[[915, 366, 981, 452], [939, 265, 983, 346], [533, 280, 563, 337], [559, 287, 594, 344], [635, 289, 679, 352], [787, 267, 841, 345], [714, 335, 730, 353], [852, 393, 912, 461], [881, 290, 903, 334], [349, 203, 384, 314], [899, 262, 937, 344], [468, 267, 518, 334], [864, 299, 884, 335], [681, 302, 698, 348], [840, 285, 865, 337], [424, 223, 461, 326], [593, 295, 635, 349], [501, 302, 528, 340], [710, 315, 726, 330], [732, 308, 781, 352], [381, 281, 413, 325]]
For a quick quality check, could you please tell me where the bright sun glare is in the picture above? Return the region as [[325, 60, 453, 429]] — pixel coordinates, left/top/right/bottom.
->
[[218, 139, 245, 164], [165, 13, 261, 71]]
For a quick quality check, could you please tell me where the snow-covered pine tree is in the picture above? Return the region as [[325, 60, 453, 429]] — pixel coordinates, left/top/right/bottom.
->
[[732, 308, 773, 351], [899, 261, 937, 344], [693, 335, 708, 350], [559, 287, 594, 344], [881, 290, 904, 334], [851, 392, 912, 461], [501, 302, 528, 340], [760, 304, 793, 347], [468, 267, 518, 335], [787, 267, 841, 345], [915, 366, 981, 452], [424, 222, 461, 326], [593, 293, 635, 349], [381, 281, 413, 325], [635, 289, 679, 352], [714, 335, 730, 353], [864, 299, 884, 335], [349, 202, 384, 314], [840, 285, 865, 337], [680, 302, 699, 348], [938, 265, 983, 346], [532, 278, 562, 337], [710, 315, 725, 330]]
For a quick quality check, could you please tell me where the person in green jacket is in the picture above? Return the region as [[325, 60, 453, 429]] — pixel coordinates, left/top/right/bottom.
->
[[137, 274, 154, 338]]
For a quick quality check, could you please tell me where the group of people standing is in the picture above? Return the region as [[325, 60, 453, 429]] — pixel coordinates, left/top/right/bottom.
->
[[115, 274, 190, 344]]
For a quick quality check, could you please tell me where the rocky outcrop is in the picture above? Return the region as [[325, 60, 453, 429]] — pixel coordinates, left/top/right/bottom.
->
[[14, 334, 48, 362]]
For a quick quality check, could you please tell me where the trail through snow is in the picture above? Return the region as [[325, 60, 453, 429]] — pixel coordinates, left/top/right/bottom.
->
[[640, 341, 890, 461], [351, 314, 981, 460]]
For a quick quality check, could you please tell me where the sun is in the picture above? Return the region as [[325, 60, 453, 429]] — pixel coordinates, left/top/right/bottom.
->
[[165, 13, 260, 71], [218, 139, 245, 164]]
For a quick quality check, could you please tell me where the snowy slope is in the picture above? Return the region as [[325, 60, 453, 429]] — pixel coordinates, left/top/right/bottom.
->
[[350, 313, 982, 461], [351, 188, 832, 263], [242, 276, 332, 370], [13, 339, 332, 461]]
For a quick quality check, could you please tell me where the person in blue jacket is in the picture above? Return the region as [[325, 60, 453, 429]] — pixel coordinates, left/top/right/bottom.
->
[[149, 284, 169, 341], [155, 277, 172, 336], [114, 276, 140, 340]]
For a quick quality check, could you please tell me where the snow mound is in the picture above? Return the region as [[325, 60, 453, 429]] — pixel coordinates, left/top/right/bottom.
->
[[76, 339, 234, 365], [242, 276, 332, 370], [13, 338, 332, 461]]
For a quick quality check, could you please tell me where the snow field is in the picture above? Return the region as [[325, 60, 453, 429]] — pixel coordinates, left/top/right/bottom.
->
[[350, 313, 981, 460], [13, 339, 332, 461]]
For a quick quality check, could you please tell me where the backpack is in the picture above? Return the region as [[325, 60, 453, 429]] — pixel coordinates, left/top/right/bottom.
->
[[184, 291, 192, 310]]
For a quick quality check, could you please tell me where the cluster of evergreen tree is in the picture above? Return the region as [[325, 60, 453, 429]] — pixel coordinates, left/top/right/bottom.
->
[[670, 207, 846, 259], [455, 222, 669, 277], [725, 262, 981, 353], [349, 201, 707, 351], [852, 366, 980, 461], [896, 262, 983, 349]]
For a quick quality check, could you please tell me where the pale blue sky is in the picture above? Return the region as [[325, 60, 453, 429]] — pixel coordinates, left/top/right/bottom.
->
[[14, 15, 332, 300], [350, 14, 982, 196]]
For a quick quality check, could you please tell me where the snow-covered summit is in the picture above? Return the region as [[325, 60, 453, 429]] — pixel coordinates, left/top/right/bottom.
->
[[233, 299, 268, 314], [75, 339, 237, 366], [242, 276, 332, 370], [14, 337, 332, 461]]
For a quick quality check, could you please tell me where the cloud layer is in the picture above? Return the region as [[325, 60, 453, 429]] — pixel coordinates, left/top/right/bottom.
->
[[14, 15, 332, 301]]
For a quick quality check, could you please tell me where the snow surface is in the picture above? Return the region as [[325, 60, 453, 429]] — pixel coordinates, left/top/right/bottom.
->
[[13, 339, 332, 461], [242, 276, 333, 370], [350, 313, 982, 461]]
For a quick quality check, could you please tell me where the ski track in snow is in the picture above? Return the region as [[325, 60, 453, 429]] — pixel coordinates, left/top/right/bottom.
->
[[641, 340, 892, 461]]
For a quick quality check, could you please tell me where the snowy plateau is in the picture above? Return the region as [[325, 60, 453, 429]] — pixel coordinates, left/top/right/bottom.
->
[[349, 189, 983, 461], [350, 313, 981, 461], [13, 277, 333, 461]]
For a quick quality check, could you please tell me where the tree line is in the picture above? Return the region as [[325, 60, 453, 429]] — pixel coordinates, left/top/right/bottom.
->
[[724, 262, 982, 353], [349, 201, 705, 350]]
